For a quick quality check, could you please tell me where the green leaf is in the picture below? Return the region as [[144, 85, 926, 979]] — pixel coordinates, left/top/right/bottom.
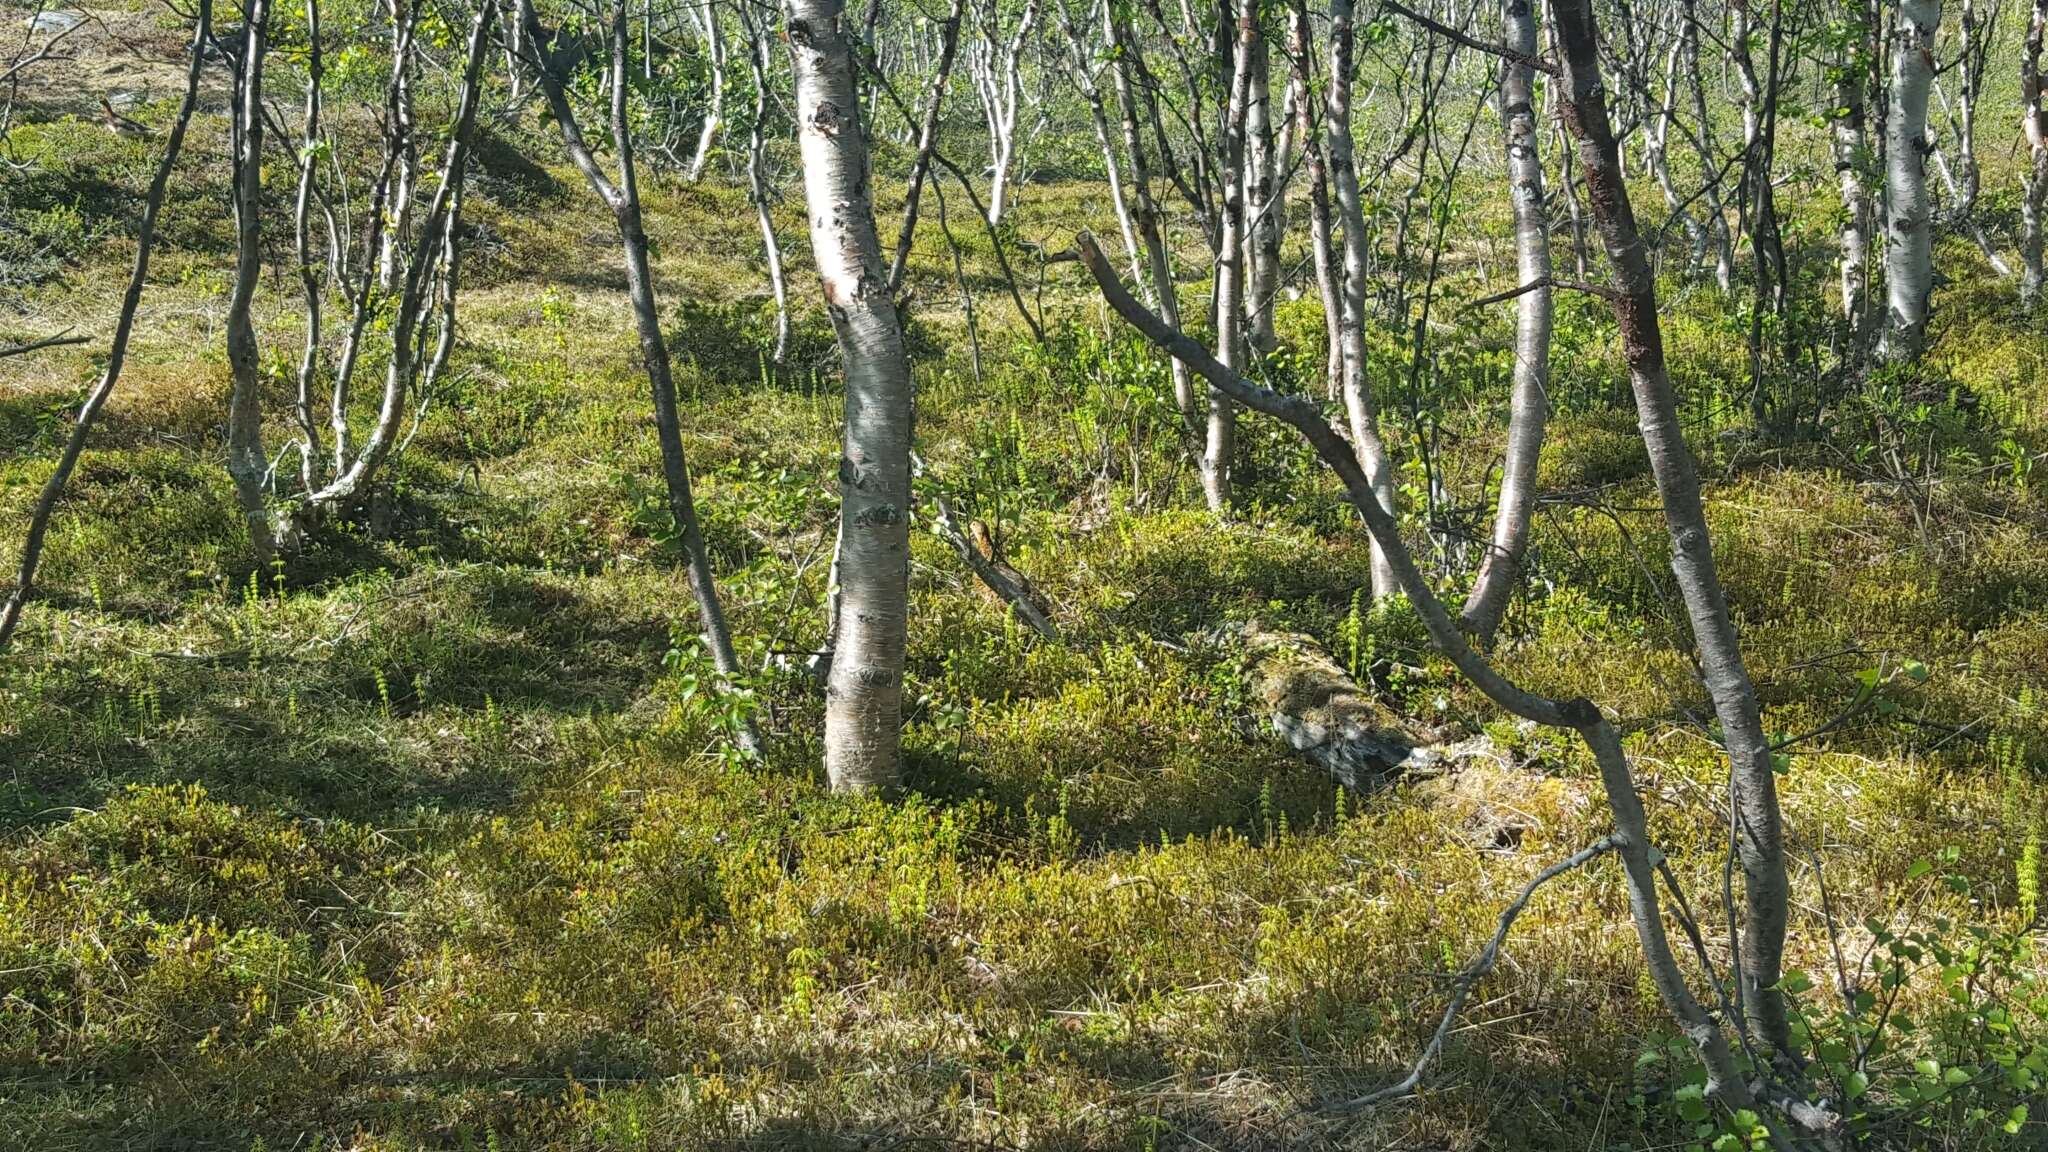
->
[[2007, 1104, 2029, 1135]]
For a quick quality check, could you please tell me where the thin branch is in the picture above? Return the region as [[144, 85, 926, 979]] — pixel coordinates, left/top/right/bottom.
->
[[1459, 275, 1621, 312], [0, 332, 87, 358], [1379, 0, 1557, 75], [1342, 838, 1617, 1109]]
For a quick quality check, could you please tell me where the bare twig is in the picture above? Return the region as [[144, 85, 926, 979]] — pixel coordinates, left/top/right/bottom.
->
[[0, 332, 87, 358], [1341, 838, 1616, 1109], [1379, 0, 1557, 74]]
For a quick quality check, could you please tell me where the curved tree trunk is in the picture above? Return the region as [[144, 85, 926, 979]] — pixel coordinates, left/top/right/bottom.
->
[[1327, 0, 1395, 598], [300, 0, 493, 517], [1054, 0, 1141, 287], [1106, 3, 1196, 421], [0, 0, 213, 654], [785, 0, 916, 791], [1459, 0, 1549, 645], [740, 1, 791, 361], [1286, 0, 1341, 399], [1676, 0, 1734, 292], [1551, 0, 1793, 1062], [886, 0, 965, 294], [686, 0, 728, 181], [519, 0, 761, 757], [1070, 231, 1762, 1122]]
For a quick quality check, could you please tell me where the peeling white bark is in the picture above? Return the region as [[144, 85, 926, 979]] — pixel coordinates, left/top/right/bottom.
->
[[786, 0, 916, 790], [1884, 0, 1942, 361]]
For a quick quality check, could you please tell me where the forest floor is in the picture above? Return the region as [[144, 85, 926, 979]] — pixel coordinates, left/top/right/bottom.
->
[[7, 35, 2048, 1151]]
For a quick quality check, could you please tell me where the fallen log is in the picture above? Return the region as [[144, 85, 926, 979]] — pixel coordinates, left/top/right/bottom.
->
[[1238, 623, 1467, 790]]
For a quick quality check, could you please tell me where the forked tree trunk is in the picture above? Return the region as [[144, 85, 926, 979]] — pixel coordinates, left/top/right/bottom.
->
[[224, 0, 276, 566], [1327, 0, 1396, 598], [2024, 0, 2048, 304], [519, 0, 760, 757], [972, 0, 1039, 227], [0, 0, 212, 654], [332, 15, 416, 478], [785, 0, 916, 791], [1459, 0, 1548, 645], [686, 0, 728, 181], [1551, 0, 1793, 1062], [1106, 2, 1196, 421], [1884, 0, 1941, 362], [300, 0, 492, 518], [1068, 231, 1764, 1121]]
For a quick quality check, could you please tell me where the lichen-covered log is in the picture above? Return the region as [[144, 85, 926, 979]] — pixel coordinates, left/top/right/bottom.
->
[[1238, 624, 1437, 790]]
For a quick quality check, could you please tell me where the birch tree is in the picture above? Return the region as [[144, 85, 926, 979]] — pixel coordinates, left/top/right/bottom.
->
[[517, 0, 761, 756], [224, 0, 277, 566], [2024, 0, 2048, 302], [1203, 0, 1254, 512], [1328, 0, 1397, 598], [0, 0, 212, 653], [968, 0, 1041, 227], [685, 0, 728, 180], [1458, 0, 1548, 644], [1105, 0, 1197, 422], [1884, 0, 1943, 361], [886, 0, 966, 293], [785, 0, 917, 791], [1550, 0, 1795, 1062], [298, 0, 494, 523], [739, 0, 792, 360], [1830, 3, 1875, 339]]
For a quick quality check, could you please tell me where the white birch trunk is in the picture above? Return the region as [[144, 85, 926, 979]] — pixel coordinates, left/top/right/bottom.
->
[[1832, 19, 1873, 334], [1459, 0, 1548, 644], [785, 0, 916, 791], [1243, 20, 1279, 354], [1205, 0, 1253, 513], [1327, 0, 1395, 598], [1884, 0, 1942, 361], [2026, 0, 2048, 303], [686, 0, 728, 181]]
